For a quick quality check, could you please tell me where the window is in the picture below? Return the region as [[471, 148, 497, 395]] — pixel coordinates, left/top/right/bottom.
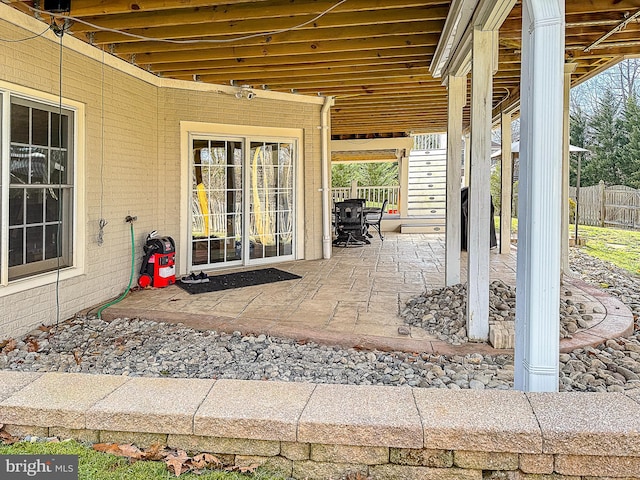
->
[[1, 94, 74, 282]]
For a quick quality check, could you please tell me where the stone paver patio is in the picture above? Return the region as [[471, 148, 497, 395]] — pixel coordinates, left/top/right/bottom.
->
[[100, 233, 632, 355]]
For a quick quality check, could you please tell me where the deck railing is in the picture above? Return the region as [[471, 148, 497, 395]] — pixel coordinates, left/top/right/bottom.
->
[[332, 186, 400, 212]]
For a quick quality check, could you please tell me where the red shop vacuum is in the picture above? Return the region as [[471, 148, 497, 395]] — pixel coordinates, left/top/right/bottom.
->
[[138, 231, 176, 288]]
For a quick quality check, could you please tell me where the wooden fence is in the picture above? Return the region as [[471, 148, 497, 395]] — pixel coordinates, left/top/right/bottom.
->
[[569, 181, 640, 229]]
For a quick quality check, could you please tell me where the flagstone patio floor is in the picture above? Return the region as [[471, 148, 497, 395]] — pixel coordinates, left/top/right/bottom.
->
[[99, 233, 633, 356]]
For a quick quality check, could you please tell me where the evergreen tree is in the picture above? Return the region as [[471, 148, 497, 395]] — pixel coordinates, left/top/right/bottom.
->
[[620, 94, 640, 188], [359, 162, 399, 186], [582, 89, 624, 186], [331, 163, 362, 187], [331, 162, 398, 188], [569, 106, 589, 187]]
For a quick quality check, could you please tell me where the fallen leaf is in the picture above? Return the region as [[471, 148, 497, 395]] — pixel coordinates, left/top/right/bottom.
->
[[165, 450, 190, 477], [0, 425, 18, 445], [118, 444, 144, 460], [237, 463, 259, 473], [93, 443, 123, 456], [143, 443, 169, 461], [73, 351, 82, 365], [191, 453, 221, 469], [1, 339, 17, 353], [26, 338, 39, 353], [226, 463, 259, 473], [38, 324, 52, 332]]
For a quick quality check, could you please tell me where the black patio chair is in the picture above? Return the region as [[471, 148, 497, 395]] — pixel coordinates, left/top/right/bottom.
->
[[365, 199, 388, 241], [333, 200, 370, 247]]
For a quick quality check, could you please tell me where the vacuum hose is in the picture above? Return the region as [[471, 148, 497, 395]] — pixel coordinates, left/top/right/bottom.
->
[[97, 220, 136, 319]]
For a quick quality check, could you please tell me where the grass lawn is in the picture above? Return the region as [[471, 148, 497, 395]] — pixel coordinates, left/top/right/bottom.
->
[[0, 440, 285, 480], [496, 217, 640, 275], [573, 224, 640, 275]]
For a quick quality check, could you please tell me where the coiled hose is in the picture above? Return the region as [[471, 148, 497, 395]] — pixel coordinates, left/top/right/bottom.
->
[[97, 220, 136, 319]]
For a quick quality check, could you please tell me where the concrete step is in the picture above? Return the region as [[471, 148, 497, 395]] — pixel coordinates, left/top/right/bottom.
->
[[401, 223, 445, 234]]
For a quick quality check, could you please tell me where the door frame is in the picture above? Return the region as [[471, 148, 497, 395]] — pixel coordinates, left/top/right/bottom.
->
[[180, 121, 304, 274]]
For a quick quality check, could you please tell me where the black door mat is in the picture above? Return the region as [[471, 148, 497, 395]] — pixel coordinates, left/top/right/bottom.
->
[[176, 267, 301, 294]]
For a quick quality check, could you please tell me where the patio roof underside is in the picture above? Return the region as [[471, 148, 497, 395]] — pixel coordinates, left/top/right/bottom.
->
[[8, 0, 640, 139]]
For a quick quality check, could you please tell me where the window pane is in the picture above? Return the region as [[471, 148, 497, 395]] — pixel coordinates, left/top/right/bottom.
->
[[25, 226, 43, 263], [25, 189, 44, 224], [10, 104, 29, 144], [45, 224, 59, 259], [9, 189, 24, 226], [45, 188, 61, 222], [50, 149, 67, 184], [51, 113, 68, 149], [192, 240, 207, 265], [279, 234, 293, 256], [226, 238, 241, 261], [8, 229, 23, 267], [10, 146, 30, 184], [30, 148, 48, 184], [32, 108, 49, 146], [209, 239, 224, 263]]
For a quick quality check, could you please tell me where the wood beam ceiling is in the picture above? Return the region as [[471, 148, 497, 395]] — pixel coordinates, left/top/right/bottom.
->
[[5, 0, 640, 137]]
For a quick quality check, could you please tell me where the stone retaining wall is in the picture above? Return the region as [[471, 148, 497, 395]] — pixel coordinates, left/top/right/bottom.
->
[[1, 371, 640, 479]]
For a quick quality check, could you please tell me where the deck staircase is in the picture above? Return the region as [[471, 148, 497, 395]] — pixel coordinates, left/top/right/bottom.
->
[[401, 148, 447, 234]]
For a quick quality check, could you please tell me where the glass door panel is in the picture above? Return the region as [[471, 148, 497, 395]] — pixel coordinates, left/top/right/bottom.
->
[[191, 138, 242, 267], [249, 141, 294, 260]]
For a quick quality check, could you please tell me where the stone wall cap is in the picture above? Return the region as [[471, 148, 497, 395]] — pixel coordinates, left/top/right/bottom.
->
[[414, 389, 542, 453], [528, 391, 640, 456], [298, 384, 423, 448]]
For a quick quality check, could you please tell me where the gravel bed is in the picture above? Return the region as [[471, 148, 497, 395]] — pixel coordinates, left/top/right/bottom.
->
[[0, 247, 639, 392]]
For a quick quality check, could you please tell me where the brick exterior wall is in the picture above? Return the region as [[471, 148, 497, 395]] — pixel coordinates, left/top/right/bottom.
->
[[0, 10, 323, 340]]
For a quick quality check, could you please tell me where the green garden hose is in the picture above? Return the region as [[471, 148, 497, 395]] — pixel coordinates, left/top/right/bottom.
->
[[97, 220, 136, 319]]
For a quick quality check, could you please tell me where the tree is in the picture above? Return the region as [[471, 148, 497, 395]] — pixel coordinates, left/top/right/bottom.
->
[[489, 163, 518, 217], [620, 94, 640, 188], [331, 162, 398, 188], [581, 89, 624, 186], [331, 163, 362, 187], [569, 106, 589, 187], [359, 162, 398, 186]]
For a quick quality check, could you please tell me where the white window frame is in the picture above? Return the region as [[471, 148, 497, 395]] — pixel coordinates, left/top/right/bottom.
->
[[0, 81, 85, 296]]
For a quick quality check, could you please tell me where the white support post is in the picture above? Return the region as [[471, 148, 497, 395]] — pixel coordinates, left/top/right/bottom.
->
[[561, 63, 577, 275], [467, 27, 495, 342], [446, 75, 467, 286], [500, 111, 512, 255], [350, 179, 358, 199], [400, 156, 409, 216], [515, 0, 565, 392], [463, 133, 471, 187]]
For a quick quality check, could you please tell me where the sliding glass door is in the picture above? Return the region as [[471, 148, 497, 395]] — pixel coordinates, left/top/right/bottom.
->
[[190, 136, 295, 269]]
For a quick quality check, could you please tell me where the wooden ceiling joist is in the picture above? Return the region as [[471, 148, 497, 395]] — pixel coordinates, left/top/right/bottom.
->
[[5, 0, 639, 138]]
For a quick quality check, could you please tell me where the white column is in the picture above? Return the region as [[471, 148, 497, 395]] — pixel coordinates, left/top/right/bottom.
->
[[463, 133, 471, 187], [467, 27, 495, 342], [445, 75, 467, 286], [400, 156, 409, 216], [500, 111, 512, 255], [350, 179, 358, 199], [514, 0, 564, 392], [561, 63, 577, 274]]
